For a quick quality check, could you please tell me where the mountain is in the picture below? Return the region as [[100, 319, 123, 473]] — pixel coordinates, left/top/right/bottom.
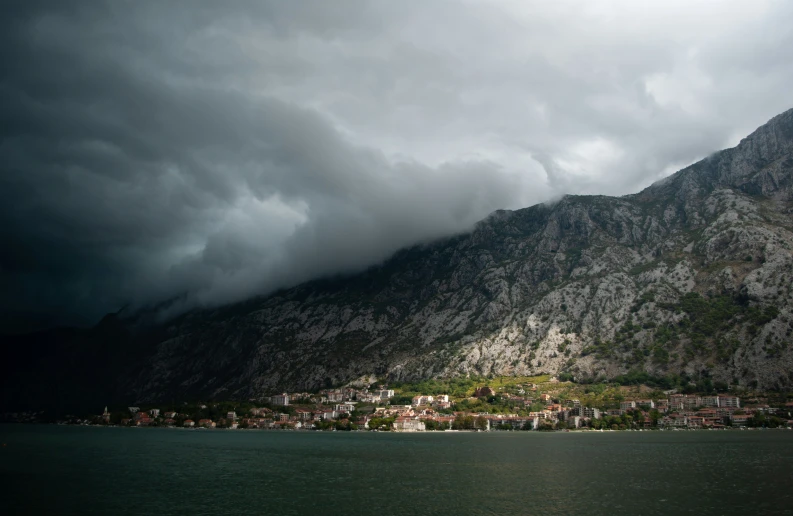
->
[[3, 109, 793, 412]]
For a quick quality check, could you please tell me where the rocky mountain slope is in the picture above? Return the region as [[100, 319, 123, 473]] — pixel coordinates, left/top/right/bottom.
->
[[4, 109, 793, 410]]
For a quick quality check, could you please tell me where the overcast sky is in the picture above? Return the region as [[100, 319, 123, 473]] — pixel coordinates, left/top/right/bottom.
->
[[1, 1, 792, 331]]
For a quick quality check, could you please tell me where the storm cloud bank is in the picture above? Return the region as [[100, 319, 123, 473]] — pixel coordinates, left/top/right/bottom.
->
[[1, 1, 792, 330]]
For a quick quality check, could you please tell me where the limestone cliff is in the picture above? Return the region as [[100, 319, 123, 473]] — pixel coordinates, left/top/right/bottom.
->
[[4, 109, 793, 408]]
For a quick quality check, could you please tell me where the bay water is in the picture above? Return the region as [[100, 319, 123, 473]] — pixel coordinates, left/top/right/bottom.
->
[[2, 425, 792, 515]]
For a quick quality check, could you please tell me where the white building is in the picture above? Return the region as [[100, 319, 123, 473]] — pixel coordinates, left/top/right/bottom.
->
[[718, 396, 741, 408], [393, 417, 425, 432], [326, 391, 344, 402], [272, 393, 290, 406], [377, 390, 394, 400], [411, 395, 434, 406], [334, 403, 355, 414], [661, 415, 687, 428]]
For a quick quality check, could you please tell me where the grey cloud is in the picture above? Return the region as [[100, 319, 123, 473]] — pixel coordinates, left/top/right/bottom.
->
[[1, 1, 792, 330]]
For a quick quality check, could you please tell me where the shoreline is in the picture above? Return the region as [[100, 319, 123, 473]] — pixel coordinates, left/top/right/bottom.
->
[[2, 422, 789, 434]]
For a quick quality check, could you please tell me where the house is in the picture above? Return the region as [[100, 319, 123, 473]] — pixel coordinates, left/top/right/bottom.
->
[[696, 408, 719, 421], [325, 390, 344, 403], [488, 416, 531, 430], [378, 389, 395, 400], [661, 415, 687, 428], [163, 412, 177, 419], [620, 401, 637, 412], [703, 417, 724, 428], [149, 409, 160, 417], [730, 414, 750, 427], [134, 411, 153, 426], [719, 396, 741, 408], [127, 407, 140, 414], [183, 419, 195, 427], [539, 394, 552, 402], [294, 409, 313, 421], [335, 403, 355, 414], [635, 399, 655, 409], [716, 406, 737, 416], [164, 418, 176, 426], [411, 395, 433, 406], [272, 393, 290, 406], [585, 407, 601, 419], [393, 416, 425, 432], [198, 419, 216, 428], [669, 394, 702, 410]]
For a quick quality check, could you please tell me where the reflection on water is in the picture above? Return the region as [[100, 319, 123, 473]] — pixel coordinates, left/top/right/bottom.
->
[[1, 426, 792, 515]]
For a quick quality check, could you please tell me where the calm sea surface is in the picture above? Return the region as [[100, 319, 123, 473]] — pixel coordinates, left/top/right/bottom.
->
[[2, 425, 793, 515]]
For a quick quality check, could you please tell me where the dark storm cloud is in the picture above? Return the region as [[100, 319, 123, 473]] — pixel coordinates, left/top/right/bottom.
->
[[1, 1, 792, 330]]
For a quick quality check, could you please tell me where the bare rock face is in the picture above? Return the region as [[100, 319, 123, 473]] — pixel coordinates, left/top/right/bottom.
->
[[5, 110, 793, 410], [117, 108, 793, 401]]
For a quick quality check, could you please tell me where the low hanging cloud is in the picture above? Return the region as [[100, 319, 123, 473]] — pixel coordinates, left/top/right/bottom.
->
[[1, 1, 792, 330]]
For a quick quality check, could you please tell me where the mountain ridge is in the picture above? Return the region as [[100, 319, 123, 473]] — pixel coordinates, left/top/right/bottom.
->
[[3, 108, 793, 412]]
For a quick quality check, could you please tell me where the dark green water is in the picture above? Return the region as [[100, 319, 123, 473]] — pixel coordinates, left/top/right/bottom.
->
[[2, 426, 793, 515]]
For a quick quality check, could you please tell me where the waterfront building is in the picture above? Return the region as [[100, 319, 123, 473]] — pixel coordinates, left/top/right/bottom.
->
[[393, 417, 425, 432]]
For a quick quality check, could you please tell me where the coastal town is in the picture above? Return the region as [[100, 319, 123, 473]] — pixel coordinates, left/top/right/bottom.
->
[[16, 375, 793, 432]]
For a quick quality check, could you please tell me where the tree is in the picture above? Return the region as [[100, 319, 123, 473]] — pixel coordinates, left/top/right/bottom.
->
[[649, 409, 661, 427], [452, 415, 475, 430]]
